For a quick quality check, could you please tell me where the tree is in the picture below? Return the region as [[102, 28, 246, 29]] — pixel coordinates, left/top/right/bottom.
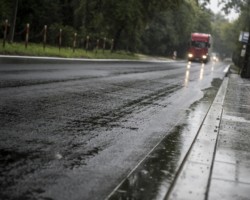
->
[[1, 0, 214, 57], [0, 0, 16, 40], [220, 0, 250, 77], [0, 0, 12, 22], [13, 0, 61, 42], [139, 0, 212, 57], [9, 0, 18, 42], [60, 0, 74, 27], [140, 11, 178, 55], [211, 14, 239, 57]]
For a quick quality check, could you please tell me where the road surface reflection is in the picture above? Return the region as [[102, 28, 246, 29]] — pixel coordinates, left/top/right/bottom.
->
[[107, 78, 222, 200], [200, 63, 205, 80], [184, 63, 191, 87]]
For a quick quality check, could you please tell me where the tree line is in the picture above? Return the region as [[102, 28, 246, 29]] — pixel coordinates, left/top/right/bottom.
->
[[0, 0, 248, 59], [222, 0, 250, 77]]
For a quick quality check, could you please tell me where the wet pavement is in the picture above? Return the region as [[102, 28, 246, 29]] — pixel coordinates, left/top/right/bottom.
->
[[107, 70, 250, 200], [0, 57, 233, 200], [208, 73, 250, 200], [167, 73, 250, 200], [106, 77, 224, 200]]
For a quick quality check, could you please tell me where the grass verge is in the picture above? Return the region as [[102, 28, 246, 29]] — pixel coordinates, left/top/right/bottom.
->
[[0, 41, 139, 60]]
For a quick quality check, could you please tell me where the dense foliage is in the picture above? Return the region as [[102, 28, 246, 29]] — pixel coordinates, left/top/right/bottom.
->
[[0, 0, 247, 58], [218, 0, 250, 65]]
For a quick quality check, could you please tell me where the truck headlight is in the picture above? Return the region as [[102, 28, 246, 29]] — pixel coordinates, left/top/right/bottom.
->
[[188, 53, 193, 58], [202, 55, 207, 59]]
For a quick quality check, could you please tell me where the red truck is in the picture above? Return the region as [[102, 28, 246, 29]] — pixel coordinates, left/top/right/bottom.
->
[[188, 33, 212, 63]]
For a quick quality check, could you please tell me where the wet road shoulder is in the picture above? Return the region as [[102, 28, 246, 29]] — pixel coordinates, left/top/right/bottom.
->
[[106, 78, 227, 200]]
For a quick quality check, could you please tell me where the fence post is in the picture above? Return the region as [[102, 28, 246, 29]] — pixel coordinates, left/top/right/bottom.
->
[[59, 29, 62, 51], [96, 39, 99, 54], [3, 19, 8, 48], [111, 38, 114, 52], [43, 25, 47, 50], [73, 32, 77, 52], [103, 37, 106, 53], [25, 23, 29, 49], [86, 35, 89, 52]]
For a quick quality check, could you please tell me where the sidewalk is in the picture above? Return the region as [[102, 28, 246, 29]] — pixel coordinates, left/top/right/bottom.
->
[[168, 73, 250, 199], [209, 73, 250, 199]]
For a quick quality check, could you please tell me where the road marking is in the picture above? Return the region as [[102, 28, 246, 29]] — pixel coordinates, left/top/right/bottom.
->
[[0, 55, 174, 63], [223, 64, 230, 73]]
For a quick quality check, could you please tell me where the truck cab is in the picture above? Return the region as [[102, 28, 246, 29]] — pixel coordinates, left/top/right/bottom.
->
[[188, 33, 212, 63]]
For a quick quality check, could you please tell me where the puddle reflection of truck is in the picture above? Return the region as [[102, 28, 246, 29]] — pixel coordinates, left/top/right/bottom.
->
[[188, 33, 212, 63]]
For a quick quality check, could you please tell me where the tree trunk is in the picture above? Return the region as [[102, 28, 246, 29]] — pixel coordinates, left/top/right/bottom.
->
[[113, 26, 124, 51], [9, 0, 18, 43], [240, 35, 250, 78], [240, 5, 250, 78]]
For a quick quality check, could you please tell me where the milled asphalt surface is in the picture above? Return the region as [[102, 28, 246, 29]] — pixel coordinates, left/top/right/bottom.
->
[[166, 71, 250, 199], [1, 56, 249, 199]]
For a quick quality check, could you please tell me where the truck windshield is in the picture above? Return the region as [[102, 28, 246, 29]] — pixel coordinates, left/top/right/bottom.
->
[[191, 41, 207, 48]]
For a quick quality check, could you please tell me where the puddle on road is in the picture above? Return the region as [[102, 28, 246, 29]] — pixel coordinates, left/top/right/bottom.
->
[[109, 125, 187, 200], [108, 78, 222, 200], [108, 121, 200, 200]]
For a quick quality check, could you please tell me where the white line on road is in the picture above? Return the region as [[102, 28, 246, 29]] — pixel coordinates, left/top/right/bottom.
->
[[0, 55, 174, 63], [223, 64, 230, 73]]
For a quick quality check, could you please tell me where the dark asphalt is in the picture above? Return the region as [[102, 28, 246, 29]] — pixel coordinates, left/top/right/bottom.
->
[[0, 57, 229, 200]]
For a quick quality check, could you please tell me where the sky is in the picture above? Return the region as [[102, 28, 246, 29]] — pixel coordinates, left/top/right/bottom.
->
[[207, 0, 239, 21]]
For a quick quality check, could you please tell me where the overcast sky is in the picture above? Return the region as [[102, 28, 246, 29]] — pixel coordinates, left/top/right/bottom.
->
[[207, 0, 239, 21]]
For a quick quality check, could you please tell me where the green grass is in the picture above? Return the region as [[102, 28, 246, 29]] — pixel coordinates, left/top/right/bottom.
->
[[0, 41, 139, 60]]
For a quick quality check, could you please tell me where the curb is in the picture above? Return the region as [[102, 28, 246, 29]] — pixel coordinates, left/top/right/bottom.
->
[[0, 55, 174, 64], [166, 77, 229, 199]]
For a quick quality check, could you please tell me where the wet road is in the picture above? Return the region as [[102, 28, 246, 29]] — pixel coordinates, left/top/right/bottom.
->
[[0, 57, 228, 200]]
